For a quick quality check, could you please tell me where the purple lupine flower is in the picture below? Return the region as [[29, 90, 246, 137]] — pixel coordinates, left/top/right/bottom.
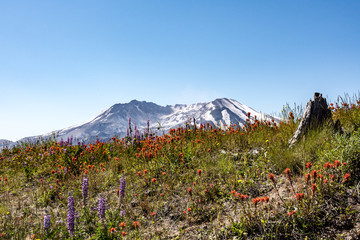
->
[[132, 124, 141, 142], [120, 210, 126, 216], [44, 214, 51, 232], [67, 192, 75, 236], [82, 175, 89, 206], [119, 177, 126, 198], [98, 195, 106, 219]]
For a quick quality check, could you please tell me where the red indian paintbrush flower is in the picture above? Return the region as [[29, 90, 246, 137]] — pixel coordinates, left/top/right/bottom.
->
[[287, 210, 296, 216], [334, 160, 341, 168], [133, 221, 140, 228], [324, 162, 332, 169], [295, 193, 304, 201], [311, 184, 317, 194], [252, 198, 260, 206], [343, 173, 351, 182], [311, 170, 317, 180], [284, 168, 292, 181], [240, 194, 248, 200], [268, 173, 276, 183]]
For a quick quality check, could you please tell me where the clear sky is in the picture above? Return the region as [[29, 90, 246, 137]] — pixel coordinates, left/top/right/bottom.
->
[[0, 0, 359, 141]]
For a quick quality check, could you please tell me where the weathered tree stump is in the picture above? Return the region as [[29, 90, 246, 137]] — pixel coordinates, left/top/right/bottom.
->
[[288, 92, 338, 147]]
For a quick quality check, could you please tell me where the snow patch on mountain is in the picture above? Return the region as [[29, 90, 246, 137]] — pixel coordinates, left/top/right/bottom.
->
[[221, 109, 230, 125]]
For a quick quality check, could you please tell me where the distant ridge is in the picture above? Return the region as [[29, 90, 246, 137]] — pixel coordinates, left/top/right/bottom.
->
[[0, 139, 13, 148]]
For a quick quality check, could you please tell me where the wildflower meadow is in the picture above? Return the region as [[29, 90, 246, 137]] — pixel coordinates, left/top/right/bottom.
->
[[1, 96, 360, 239]]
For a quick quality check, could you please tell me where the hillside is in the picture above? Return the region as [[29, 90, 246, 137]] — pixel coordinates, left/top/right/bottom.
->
[[0, 97, 359, 239]]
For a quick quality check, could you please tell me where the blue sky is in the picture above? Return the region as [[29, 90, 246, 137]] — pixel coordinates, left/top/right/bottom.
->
[[0, 0, 359, 141]]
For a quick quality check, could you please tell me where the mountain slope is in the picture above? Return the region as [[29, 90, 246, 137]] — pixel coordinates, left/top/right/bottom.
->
[[27, 98, 277, 142]]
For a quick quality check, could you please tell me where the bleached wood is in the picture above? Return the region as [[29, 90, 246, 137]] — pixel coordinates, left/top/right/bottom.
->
[[289, 93, 333, 147]]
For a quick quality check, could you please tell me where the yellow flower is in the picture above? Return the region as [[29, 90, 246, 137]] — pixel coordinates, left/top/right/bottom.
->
[[6, 212, 10, 214], [238, 180, 243, 183]]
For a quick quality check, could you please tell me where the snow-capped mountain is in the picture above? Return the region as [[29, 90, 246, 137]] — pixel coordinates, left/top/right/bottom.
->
[[23, 98, 277, 142]]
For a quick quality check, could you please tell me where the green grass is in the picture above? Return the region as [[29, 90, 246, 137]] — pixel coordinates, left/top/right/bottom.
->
[[0, 97, 360, 239]]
